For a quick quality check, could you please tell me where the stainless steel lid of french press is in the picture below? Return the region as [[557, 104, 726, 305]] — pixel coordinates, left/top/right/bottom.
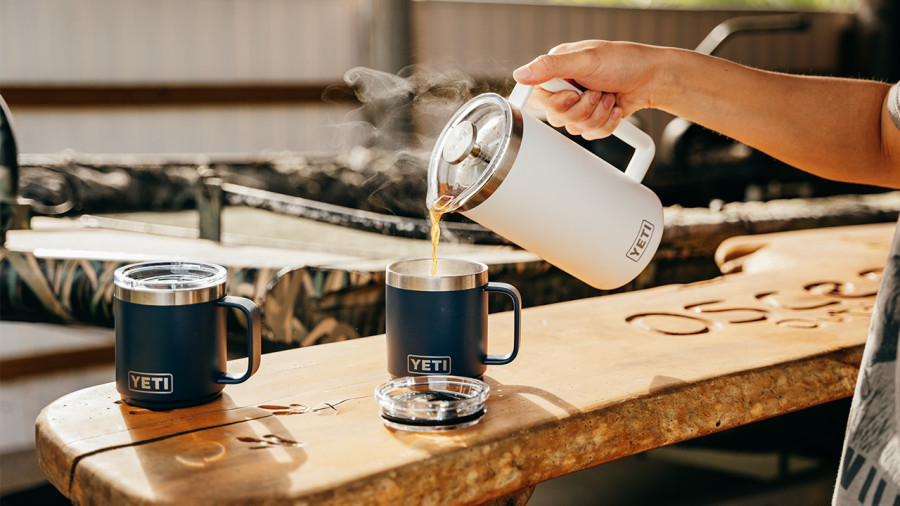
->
[[114, 261, 227, 306], [427, 93, 523, 213]]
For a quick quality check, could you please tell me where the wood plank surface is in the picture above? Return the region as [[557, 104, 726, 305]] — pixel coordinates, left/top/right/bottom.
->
[[35, 223, 896, 505]]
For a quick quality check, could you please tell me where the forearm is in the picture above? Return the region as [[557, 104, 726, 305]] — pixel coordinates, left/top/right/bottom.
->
[[655, 47, 899, 188]]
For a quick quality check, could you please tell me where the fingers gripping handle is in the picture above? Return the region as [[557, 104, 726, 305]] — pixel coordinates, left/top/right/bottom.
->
[[508, 78, 655, 183], [216, 296, 262, 384], [482, 282, 521, 366]]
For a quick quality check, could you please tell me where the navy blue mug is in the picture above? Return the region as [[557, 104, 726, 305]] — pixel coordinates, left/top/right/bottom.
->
[[385, 258, 521, 379], [114, 262, 261, 410]]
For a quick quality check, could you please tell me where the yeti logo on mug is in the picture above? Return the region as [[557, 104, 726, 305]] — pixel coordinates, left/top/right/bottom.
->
[[626, 220, 655, 262], [128, 371, 173, 394], [408, 355, 451, 375]]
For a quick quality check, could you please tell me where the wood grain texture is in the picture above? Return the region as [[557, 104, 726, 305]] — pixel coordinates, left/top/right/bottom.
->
[[35, 224, 896, 505]]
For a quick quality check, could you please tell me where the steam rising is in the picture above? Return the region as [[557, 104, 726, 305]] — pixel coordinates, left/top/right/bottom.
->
[[340, 65, 494, 153], [328, 66, 505, 223]]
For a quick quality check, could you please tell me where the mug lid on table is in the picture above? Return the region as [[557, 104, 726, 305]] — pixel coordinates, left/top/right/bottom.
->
[[114, 261, 227, 306], [375, 375, 490, 432]]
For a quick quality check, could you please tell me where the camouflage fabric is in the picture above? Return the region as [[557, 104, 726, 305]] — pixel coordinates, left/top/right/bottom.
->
[[1, 247, 591, 346], [0, 250, 284, 336], [1, 244, 603, 346]]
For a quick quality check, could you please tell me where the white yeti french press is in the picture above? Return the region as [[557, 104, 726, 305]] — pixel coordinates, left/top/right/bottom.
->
[[427, 78, 664, 290]]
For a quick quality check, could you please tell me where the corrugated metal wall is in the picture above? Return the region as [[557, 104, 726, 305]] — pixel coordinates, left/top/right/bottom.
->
[[1, 0, 366, 154], [11, 104, 356, 155], [1, 0, 361, 83], [411, 2, 855, 139], [412, 4, 852, 76], [0, 0, 855, 155]]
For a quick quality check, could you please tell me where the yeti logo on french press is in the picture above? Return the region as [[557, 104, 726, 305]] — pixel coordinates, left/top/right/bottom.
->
[[128, 371, 173, 394], [626, 220, 655, 262], [408, 355, 451, 375]]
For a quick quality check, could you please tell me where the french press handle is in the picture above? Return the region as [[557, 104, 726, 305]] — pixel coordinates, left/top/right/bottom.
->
[[508, 78, 655, 183]]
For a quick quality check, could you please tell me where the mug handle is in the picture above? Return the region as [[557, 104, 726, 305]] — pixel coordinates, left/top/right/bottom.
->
[[507, 78, 656, 183], [483, 282, 522, 365], [216, 296, 262, 384]]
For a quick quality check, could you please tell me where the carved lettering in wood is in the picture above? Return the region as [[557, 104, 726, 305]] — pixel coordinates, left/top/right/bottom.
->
[[626, 268, 881, 336]]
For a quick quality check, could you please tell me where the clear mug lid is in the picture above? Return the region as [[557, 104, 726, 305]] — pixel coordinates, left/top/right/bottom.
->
[[375, 375, 490, 432], [427, 93, 521, 213], [114, 261, 227, 306]]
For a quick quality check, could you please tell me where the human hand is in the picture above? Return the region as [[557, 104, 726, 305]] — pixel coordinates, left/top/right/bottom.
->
[[513, 40, 661, 140]]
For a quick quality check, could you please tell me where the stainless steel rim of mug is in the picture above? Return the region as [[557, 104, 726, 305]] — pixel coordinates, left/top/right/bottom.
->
[[114, 261, 227, 306], [386, 258, 489, 291], [114, 284, 225, 306]]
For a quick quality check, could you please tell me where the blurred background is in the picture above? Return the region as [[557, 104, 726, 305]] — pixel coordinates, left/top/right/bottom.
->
[[2, 0, 897, 217], [1, 0, 899, 503], [0, 0, 888, 155]]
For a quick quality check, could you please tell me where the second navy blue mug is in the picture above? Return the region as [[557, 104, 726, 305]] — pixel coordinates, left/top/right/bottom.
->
[[385, 258, 521, 379], [114, 261, 261, 410]]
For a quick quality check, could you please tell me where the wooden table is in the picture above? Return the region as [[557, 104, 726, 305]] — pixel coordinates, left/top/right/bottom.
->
[[36, 223, 895, 505]]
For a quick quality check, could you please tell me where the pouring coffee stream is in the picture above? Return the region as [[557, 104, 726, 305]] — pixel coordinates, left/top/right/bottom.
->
[[427, 78, 664, 289], [429, 195, 454, 276]]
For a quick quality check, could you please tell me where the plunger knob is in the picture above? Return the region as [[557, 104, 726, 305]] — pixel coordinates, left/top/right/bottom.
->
[[442, 121, 482, 165]]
